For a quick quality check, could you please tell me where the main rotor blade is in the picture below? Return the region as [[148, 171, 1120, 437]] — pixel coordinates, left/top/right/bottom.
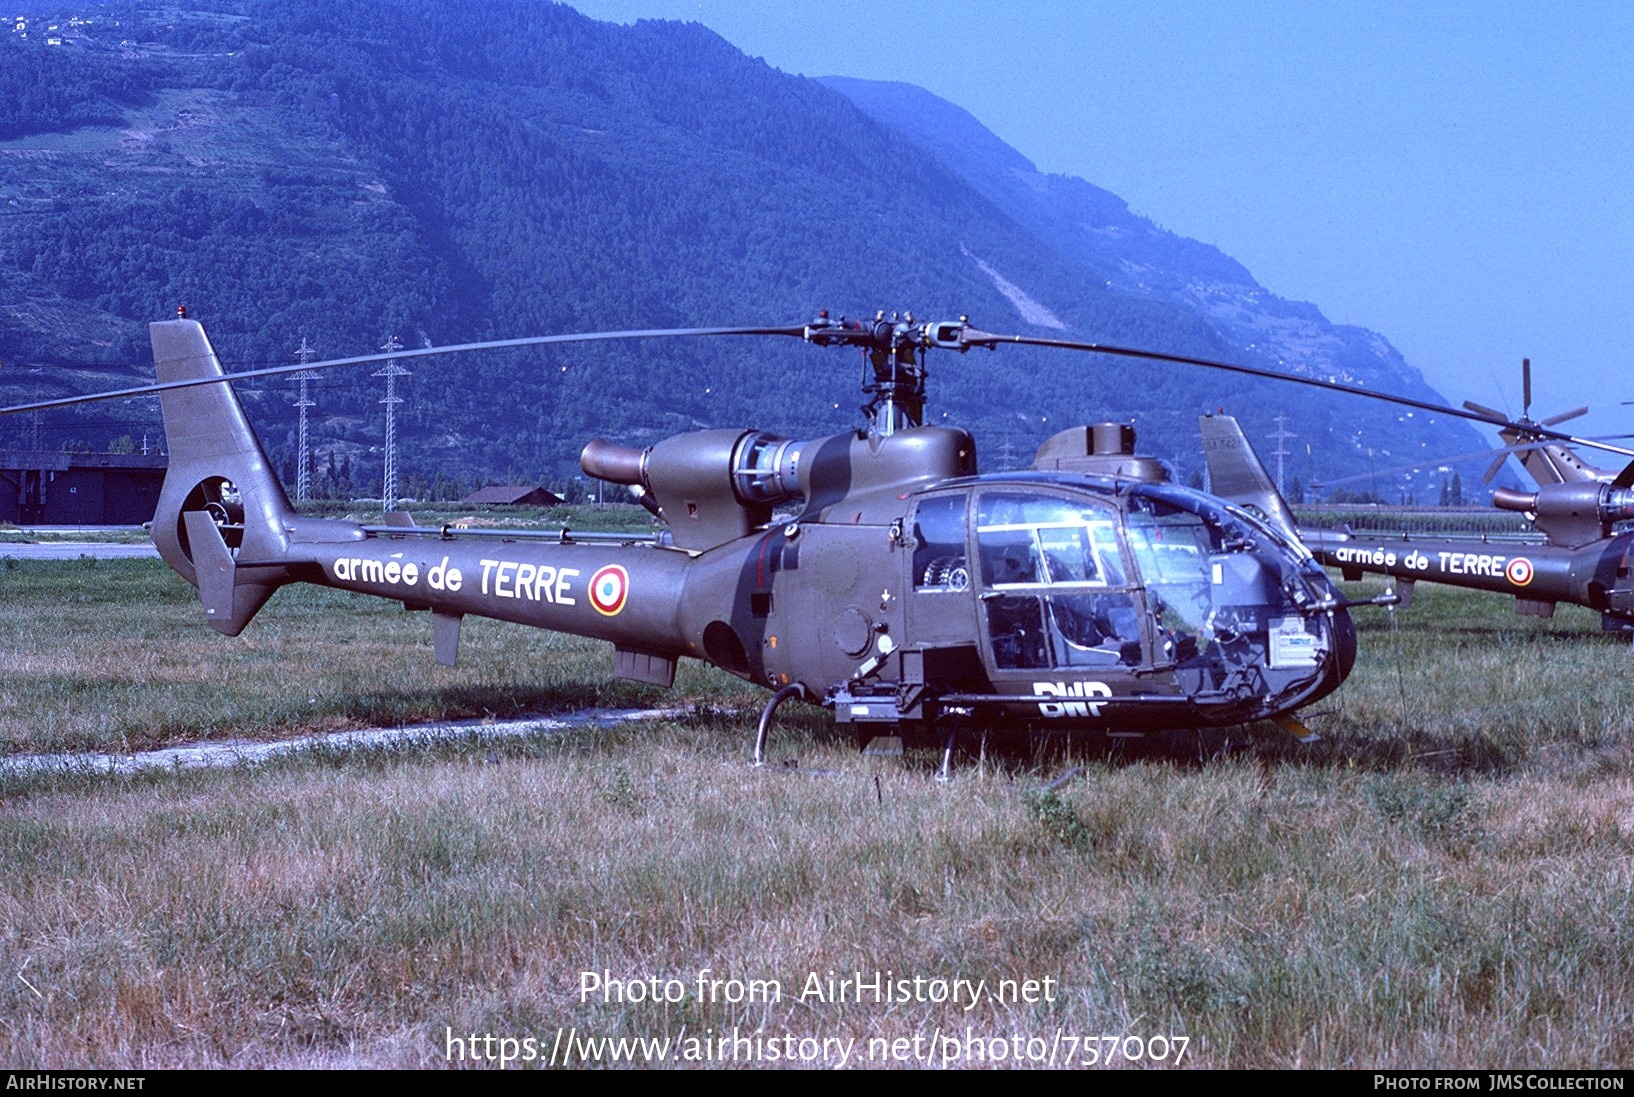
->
[[1313, 432, 1634, 490], [10, 312, 1630, 466], [0, 324, 807, 417], [957, 327, 1634, 461], [1463, 397, 1587, 433]]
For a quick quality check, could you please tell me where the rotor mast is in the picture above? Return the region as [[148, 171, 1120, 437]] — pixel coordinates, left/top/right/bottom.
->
[[863, 312, 925, 435], [804, 310, 968, 436]]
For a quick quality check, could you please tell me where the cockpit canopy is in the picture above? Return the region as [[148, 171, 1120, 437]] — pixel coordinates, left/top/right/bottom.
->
[[910, 477, 1340, 696]]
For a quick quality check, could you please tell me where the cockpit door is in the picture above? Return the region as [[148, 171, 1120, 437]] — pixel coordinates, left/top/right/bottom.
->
[[904, 490, 979, 646], [971, 489, 1150, 677]]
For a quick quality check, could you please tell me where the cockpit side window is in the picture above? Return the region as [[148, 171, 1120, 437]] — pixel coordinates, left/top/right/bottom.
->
[[911, 493, 971, 592], [976, 493, 1123, 588], [976, 491, 1143, 669]]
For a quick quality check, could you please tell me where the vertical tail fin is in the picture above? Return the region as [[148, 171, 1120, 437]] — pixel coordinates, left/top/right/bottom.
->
[[1198, 413, 1301, 540], [150, 319, 295, 635]]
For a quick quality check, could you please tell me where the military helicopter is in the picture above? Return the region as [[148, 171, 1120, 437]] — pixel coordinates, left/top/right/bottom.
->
[[1199, 398, 1634, 633], [4, 309, 1366, 759]]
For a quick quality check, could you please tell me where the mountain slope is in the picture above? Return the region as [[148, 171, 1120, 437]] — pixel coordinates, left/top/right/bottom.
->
[[822, 76, 1481, 497], [0, 0, 1481, 498]]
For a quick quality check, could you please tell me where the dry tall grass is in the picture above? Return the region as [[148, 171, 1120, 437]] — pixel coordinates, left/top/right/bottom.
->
[[2, 563, 1631, 1068]]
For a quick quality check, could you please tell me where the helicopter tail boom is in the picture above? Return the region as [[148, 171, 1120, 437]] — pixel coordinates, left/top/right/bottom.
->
[[149, 319, 300, 635]]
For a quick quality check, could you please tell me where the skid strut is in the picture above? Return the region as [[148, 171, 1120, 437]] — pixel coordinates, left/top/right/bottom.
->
[[753, 684, 806, 766]]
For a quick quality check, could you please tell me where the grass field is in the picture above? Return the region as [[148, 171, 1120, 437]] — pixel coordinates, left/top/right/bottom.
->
[[2, 559, 1631, 1068]]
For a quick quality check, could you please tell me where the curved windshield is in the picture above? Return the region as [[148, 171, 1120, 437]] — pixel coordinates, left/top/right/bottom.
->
[[971, 483, 1339, 692], [1123, 484, 1333, 673], [1124, 501, 1219, 637]]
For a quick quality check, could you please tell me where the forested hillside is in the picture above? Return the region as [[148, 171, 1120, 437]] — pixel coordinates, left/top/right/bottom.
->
[[0, 0, 1482, 499]]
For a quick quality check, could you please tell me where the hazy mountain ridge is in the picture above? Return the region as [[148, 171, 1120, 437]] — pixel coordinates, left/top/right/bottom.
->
[[0, 0, 1481, 498], [822, 76, 1450, 402]]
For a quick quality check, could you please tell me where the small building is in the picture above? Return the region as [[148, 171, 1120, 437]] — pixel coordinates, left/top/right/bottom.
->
[[0, 450, 167, 525], [460, 484, 564, 507]]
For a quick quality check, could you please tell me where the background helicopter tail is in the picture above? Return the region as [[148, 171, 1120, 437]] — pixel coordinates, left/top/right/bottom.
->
[[149, 318, 298, 635], [1198, 413, 1301, 539]]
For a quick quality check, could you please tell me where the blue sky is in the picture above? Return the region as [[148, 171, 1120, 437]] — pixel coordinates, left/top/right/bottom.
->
[[566, 0, 1634, 452]]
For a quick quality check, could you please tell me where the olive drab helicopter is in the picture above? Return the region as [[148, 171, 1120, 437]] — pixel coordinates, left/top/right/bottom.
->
[[1199, 360, 1634, 634], [1, 309, 1366, 759]]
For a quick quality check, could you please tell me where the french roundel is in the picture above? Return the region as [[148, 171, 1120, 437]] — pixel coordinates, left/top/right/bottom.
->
[[1505, 556, 1534, 587], [589, 564, 629, 616]]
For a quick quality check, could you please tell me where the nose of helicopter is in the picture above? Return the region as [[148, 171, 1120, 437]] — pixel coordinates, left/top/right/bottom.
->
[[1331, 604, 1358, 684]]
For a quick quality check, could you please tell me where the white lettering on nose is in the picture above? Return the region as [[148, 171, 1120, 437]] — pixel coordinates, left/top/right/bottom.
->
[[1032, 681, 1111, 718]]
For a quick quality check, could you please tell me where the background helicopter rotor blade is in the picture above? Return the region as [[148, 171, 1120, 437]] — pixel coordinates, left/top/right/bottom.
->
[[1461, 374, 1586, 481], [1463, 399, 1509, 420], [1479, 357, 1587, 429], [1539, 406, 1590, 427], [1310, 443, 1531, 490], [0, 322, 808, 417], [1308, 435, 1634, 490]]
